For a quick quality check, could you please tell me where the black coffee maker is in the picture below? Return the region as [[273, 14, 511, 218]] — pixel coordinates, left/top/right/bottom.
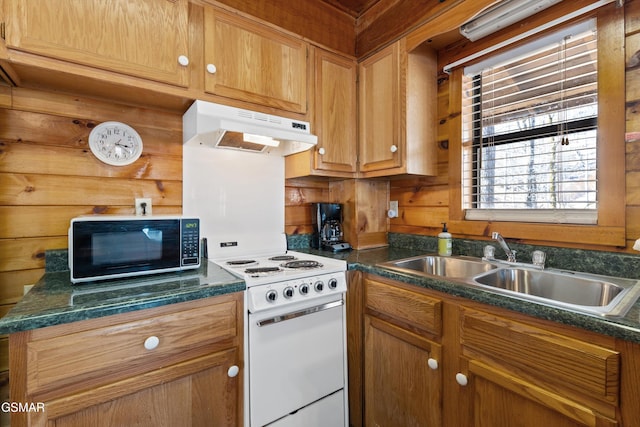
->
[[311, 203, 351, 252]]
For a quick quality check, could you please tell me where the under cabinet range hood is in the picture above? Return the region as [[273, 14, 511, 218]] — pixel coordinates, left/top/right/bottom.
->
[[182, 100, 317, 155]]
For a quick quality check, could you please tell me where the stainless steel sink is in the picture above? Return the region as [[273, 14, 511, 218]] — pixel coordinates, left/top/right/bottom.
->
[[378, 254, 640, 317], [472, 268, 640, 317], [378, 255, 498, 279]]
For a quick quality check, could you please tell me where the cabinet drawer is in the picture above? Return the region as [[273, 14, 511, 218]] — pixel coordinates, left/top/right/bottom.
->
[[365, 277, 442, 336], [460, 308, 619, 405], [26, 298, 239, 396]]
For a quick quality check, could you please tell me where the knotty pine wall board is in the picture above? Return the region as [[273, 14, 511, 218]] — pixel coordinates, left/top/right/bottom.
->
[[0, 88, 182, 311]]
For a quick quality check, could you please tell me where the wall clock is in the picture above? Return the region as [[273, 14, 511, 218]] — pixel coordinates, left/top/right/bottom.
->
[[88, 121, 143, 166]]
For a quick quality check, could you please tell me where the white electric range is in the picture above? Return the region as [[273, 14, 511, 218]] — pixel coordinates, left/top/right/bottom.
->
[[183, 137, 348, 427]]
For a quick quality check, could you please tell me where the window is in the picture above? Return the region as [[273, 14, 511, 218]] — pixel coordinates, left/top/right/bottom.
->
[[461, 20, 598, 224]]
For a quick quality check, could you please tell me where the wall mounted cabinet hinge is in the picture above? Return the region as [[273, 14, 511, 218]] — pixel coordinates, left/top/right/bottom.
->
[[1, 23, 5, 40]]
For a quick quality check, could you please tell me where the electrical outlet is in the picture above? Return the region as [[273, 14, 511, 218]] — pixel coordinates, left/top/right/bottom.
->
[[135, 198, 152, 216], [388, 200, 399, 218]]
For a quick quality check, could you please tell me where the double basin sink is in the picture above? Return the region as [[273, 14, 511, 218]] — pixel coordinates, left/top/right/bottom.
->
[[378, 255, 640, 317]]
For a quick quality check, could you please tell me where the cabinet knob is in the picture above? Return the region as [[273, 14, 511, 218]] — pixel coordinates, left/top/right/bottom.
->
[[177, 55, 189, 66], [318, 147, 326, 155], [427, 358, 439, 370], [390, 144, 398, 153], [227, 365, 240, 378], [143, 336, 160, 350], [455, 373, 468, 386], [206, 64, 217, 74]]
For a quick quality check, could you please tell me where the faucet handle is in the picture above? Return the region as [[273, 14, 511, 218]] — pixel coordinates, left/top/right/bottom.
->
[[532, 250, 546, 268], [483, 245, 495, 260]]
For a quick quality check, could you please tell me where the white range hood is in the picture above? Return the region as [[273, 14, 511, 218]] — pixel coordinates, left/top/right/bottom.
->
[[183, 100, 317, 155]]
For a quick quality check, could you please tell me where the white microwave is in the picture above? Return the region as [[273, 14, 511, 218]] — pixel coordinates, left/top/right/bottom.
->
[[68, 215, 200, 283]]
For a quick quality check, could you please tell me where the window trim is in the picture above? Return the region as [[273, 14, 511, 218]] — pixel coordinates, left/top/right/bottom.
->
[[448, 5, 625, 247]]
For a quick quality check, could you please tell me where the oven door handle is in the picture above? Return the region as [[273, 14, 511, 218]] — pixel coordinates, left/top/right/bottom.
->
[[257, 299, 343, 327]]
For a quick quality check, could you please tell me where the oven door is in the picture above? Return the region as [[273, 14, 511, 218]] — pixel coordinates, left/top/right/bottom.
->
[[248, 295, 346, 427]]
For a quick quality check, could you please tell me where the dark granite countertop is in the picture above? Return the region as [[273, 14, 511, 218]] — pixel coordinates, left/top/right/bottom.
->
[[298, 246, 640, 344], [3, 244, 640, 344], [0, 260, 245, 335]]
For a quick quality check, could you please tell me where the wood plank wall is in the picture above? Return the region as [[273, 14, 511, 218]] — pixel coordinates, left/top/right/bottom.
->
[[0, 87, 183, 315], [0, 1, 638, 313], [386, 0, 640, 253], [285, 178, 330, 235]]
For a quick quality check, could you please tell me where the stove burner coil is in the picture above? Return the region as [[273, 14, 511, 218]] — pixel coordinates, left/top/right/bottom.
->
[[245, 267, 282, 275], [227, 260, 257, 266], [280, 260, 323, 270], [268, 255, 297, 261]]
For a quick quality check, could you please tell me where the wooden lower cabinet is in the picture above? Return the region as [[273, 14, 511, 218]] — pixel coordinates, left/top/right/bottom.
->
[[9, 293, 243, 427], [456, 308, 620, 427], [50, 349, 238, 427], [364, 315, 442, 426], [353, 274, 635, 426], [460, 363, 614, 427], [362, 275, 443, 426]]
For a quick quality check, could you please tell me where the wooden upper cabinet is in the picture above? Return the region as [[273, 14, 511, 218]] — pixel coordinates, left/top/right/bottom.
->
[[2, 0, 190, 87], [286, 47, 357, 178], [358, 39, 438, 177], [203, 7, 308, 114], [313, 49, 357, 174], [359, 42, 401, 174]]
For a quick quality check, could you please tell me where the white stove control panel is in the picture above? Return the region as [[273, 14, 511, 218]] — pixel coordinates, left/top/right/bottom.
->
[[247, 272, 347, 313]]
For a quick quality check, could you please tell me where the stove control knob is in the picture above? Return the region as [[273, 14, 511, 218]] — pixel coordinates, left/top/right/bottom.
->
[[314, 280, 324, 292], [265, 290, 278, 303], [328, 278, 338, 290], [299, 283, 310, 295], [283, 286, 294, 299]]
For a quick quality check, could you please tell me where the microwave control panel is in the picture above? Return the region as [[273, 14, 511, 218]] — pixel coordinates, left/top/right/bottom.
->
[[181, 218, 200, 265]]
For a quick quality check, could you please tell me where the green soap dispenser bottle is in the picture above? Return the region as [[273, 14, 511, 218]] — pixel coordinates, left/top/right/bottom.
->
[[438, 222, 452, 256]]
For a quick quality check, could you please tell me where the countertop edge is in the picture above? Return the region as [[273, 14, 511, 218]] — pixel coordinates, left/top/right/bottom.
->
[[0, 283, 246, 336], [3, 249, 640, 344], [349, 262, 640, 344]]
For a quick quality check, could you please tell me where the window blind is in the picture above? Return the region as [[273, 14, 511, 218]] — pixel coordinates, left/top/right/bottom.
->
[[461, 20, 598, 224]]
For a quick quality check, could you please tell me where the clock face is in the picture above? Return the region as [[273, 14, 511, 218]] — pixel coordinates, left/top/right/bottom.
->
[[88, 121, 143, 166]]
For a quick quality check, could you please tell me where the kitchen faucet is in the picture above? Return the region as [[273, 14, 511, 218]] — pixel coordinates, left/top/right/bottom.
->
[[492, 232, 517, 262]]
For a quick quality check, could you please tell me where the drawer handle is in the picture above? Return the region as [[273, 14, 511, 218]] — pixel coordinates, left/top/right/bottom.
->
[[427, 358, 439, 370], [144, 336, 160, 350], [227, 365, 240, 378], [455, 373, 468, 386]]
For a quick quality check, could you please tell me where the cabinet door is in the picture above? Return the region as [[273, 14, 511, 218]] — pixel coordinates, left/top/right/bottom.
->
[[460, 360, 617, 427], [364, 315, 441, 427], [456, 307, 620, 427], [314, 49, 357, 174], [3, 0, 190, 87], [358, 42, 402, 173], [203, 8, 308, 114], [36, 349, 240, 427]]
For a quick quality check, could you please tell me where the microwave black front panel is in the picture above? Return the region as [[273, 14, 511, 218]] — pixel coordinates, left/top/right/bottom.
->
[[71, 219, 183, 279]]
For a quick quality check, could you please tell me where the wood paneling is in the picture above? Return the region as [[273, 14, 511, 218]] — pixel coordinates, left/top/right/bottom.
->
[[284, 179, 330, 235], [209, 0, 356, 56], [0, 88, 182, 312], [388, 2, 638, 252]]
